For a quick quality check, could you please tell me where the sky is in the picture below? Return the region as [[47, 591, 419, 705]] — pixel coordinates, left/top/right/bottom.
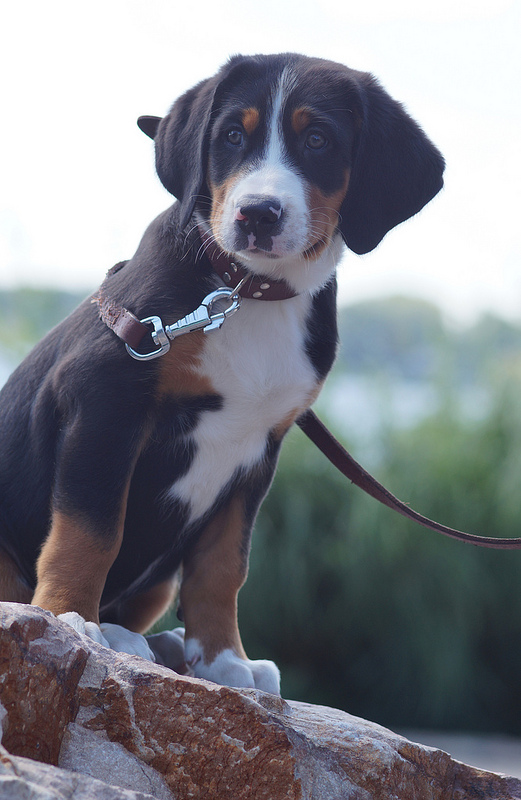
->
[[1, 0, 520, 324]]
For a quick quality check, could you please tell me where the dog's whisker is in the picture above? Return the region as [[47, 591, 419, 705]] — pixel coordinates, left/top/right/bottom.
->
[[310, 207, 342, 222]]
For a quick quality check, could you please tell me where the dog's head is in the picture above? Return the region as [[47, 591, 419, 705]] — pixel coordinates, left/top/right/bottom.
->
[[139, 53, 444, 270]]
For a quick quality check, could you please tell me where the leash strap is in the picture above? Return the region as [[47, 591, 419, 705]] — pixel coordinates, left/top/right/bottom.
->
[[297, 409, 521, 550]]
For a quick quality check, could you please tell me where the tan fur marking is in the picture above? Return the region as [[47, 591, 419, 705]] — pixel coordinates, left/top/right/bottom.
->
[[272, 405, 313, 441], [112, 574, 181, 633], [157, 331, 215, 398], [208, 172, 245, 242], [305, 170, 351, 260], [271, 408, 302, 441], [292, 107, 313, 135], [0, 548, 33, 603], [241, 107, 260, 136], [32, 510, 125, 622], [271, 383, 324, 441], [180, 496, 248, 662]]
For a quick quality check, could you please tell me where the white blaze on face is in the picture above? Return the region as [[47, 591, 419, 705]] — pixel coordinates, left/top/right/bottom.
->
[[217, 69, 311, 260]]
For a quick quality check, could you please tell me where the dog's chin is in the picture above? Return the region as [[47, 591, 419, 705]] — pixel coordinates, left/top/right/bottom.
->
[[218, 233, 315, 271], [228, 245, 305, 284], [206, 219, 341, 294], [237, 247, 281, 261], [232, 237, 331, 273]]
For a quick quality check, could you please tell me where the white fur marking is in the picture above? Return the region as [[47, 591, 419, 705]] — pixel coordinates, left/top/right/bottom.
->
[[168, 293, 317, 522], [184, 637, 281, 694], [217, 69, 312, 263], [177, 67, 346, 524], [100, 622, 156, 661], [57, 612, 155, 661]]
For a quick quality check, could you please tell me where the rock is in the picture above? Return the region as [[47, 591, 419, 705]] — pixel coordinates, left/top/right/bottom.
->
[[59, 723, 173, 799], [0, 742, 159, 800], [0, 602, 520, 800]]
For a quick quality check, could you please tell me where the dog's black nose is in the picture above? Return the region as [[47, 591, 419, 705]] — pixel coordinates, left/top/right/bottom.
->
[[236, 198, 283, 237]]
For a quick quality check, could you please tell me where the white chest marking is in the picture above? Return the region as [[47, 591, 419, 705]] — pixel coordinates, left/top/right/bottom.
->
[[167, 293, 317, 523]]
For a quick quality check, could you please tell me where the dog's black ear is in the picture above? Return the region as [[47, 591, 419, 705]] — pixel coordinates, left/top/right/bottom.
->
[[151, 73, 226, 229], [137, 116, 162, 139], [341, 74, 445, 255]]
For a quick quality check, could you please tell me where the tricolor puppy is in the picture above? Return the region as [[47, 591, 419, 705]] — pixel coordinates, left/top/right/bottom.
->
[[0, 53, 444, 693]]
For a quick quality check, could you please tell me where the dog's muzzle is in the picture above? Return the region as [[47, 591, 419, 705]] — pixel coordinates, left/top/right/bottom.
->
[[234, 196, 284, 253]]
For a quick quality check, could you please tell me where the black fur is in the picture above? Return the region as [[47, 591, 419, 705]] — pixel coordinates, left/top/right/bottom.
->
[[0, 53, 444, 628], [146, 53, 444, 254]]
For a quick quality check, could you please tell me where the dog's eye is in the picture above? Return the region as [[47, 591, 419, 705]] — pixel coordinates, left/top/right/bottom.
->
[[226, 129, 244, 146], [305, 131, 328, 150]]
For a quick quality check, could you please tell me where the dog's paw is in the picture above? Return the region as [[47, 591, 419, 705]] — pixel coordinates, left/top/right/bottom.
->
[[145, 627, 187, 671], [58, 612, 110, 646], [185, 636, 281, 695], [57, 612, 155, 661], [99, 622, 155, 661]]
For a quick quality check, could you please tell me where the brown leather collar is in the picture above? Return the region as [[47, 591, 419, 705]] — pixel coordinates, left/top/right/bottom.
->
[[198, 227, 298, 301], [94, 287, 150, 350], [94, 223, 299, 353]]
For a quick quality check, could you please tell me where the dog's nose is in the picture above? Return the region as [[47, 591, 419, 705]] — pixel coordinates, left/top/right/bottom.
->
[[235, 198, 283, 237]]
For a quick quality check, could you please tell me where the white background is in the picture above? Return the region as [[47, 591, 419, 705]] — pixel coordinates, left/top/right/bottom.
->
[[1, 0, 520, 324]]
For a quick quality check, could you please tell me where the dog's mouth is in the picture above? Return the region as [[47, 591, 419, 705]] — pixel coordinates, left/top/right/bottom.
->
[[235, 227, 279, 257], [221, 229, 329, 266], [236, 235, 281, 258]]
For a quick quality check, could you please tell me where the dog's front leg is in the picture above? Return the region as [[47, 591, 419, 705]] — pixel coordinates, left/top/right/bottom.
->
[[30, 394, 155, 662], [178, 495, 280, 694], [32, 504, 154, 661], [32, 508, 124, 623]]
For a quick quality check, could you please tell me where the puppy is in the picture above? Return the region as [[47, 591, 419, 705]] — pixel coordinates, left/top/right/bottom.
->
[[0, 53, 444, 693]]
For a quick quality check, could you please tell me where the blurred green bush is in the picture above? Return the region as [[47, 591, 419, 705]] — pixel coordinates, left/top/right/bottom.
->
[[238, 380, 521, 734]]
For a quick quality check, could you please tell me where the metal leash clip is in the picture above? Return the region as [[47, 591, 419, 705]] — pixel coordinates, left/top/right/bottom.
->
[[125, 286, 243, 361]]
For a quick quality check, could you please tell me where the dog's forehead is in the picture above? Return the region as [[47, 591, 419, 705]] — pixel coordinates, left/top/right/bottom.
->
[[215, 56, 357, 121]]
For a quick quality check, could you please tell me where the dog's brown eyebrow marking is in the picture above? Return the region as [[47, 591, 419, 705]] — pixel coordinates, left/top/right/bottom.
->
[[291, 107, 313, 135], [241, 107, 260, 135]]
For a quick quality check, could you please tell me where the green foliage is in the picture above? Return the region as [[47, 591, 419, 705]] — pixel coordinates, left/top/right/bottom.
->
[[239, 382, 521, 734], [337, 297, 521, 385], [0, 288, 85, 360]]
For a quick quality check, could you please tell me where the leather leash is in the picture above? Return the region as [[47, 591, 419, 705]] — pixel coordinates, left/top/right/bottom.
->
[[95, 252, 521, 550], [297, 409, 521, 549]]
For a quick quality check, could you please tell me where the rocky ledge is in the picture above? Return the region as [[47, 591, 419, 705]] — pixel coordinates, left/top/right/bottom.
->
[[0, 603, 519, 799]]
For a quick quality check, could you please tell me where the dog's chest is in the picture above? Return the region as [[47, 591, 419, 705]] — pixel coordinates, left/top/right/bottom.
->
[[167, 295, 317, 522]]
